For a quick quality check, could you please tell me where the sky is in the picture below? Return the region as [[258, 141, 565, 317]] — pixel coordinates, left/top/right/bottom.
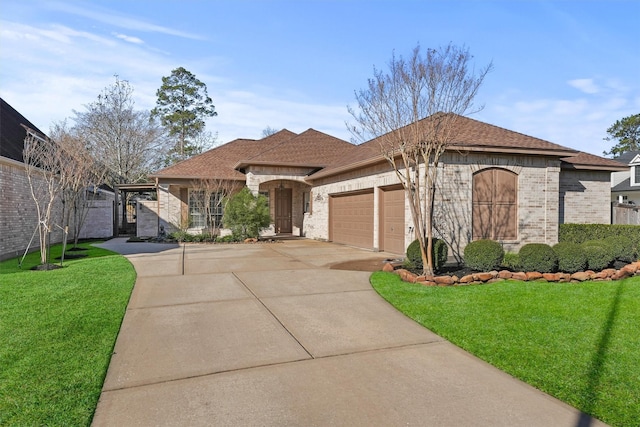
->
[[1, 0, 638, 157]]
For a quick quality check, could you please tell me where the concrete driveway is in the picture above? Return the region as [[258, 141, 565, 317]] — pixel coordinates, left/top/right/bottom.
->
[[92, 239, 604, 426]]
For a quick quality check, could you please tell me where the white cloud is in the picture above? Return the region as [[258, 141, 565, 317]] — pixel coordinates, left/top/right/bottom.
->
[[113, 33, 144, 45], [568, 78, 599, 94], [46, 1, 204, 40]]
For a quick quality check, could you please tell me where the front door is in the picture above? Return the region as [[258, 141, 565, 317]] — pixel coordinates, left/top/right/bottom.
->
[[275, 188, 292, 234]]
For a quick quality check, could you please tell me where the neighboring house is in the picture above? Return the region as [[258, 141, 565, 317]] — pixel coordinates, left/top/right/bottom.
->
[[610, 150, 640, 224], [611, 150, 640, 205], [0, 98, 114, 260], [145, 114, 625, 256]]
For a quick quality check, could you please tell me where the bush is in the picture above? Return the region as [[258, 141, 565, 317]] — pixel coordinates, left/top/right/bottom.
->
[[553, 242, 587, 273], [501, 252, 520, 271], [216, 234, 239, 243], [406, 238, 448, 273], [222, 187, 271, 240], [559, 223, 640, 250], [170, 230, 190, 242], [581, 240, 615, 271], [604, 235, 637, 263], [464, 239, 504, 271], [518, 243, 558, 273]]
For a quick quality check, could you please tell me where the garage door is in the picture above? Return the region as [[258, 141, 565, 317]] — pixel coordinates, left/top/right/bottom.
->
[[380, 188, 405, 254], [329, 191, 374, 249]]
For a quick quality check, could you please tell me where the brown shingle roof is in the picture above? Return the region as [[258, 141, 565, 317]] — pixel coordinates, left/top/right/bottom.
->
[[561, 151, 627, 171], [150, 129, 298, 180], [236, 128, 357, 168], [311, 114, 584, 180]]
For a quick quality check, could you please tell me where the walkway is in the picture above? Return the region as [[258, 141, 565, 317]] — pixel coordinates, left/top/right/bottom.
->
[[92, 239, 604, 426]]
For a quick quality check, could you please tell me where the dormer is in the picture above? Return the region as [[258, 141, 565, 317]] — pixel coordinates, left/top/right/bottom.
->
[[630, 154, 640, 186]]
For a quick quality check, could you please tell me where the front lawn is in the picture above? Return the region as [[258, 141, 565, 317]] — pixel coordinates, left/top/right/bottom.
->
[[0, 243, 135, 426], [371, 272, 640, 427]]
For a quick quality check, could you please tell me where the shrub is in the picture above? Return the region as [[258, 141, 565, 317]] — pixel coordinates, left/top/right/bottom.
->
[[216, 234, 239, 243], [501, 252, 520, 271], [464, 239, 504, 271], [222, 187, 271, 240], [553, 242, 587, 273], [559, 223, 640, 249], [406, 238, 448, 273], [518, 243, 558, 273], [604, 235, 637, 263], [170, 230, 190, 242], [581, 240, 615, 271]]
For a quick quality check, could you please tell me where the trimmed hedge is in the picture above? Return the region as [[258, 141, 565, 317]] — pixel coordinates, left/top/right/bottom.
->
[[518, 243, 558, 273], [553, 242, 587, 273], [559, 223, 640, 249], [406, 238, 448, 273], [581, 240, 615, 271], [464, 239, 504, 271], [501, 252, 520, 271], [604, 235, 637, 263]]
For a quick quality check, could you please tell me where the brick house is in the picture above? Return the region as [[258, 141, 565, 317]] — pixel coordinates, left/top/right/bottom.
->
[[0, 98, 114, 260], [145, 114, 625, 256]]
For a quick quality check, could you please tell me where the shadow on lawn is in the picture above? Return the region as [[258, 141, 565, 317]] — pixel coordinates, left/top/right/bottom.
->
[[575, 280, 626, 427]]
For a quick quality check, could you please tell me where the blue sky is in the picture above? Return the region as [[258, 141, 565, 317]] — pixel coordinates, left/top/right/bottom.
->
[[1, 0, 638, 156]]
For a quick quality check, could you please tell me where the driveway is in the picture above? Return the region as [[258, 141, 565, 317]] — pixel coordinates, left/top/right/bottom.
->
[[92, 239, 604, 426]]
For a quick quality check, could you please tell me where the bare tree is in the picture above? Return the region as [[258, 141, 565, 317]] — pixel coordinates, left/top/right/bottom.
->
[[190, 178, 240, 236], [22, 126, 63, 267], [73, 75, 169, 187], [51, 122, 108, 248], [349, 44, 492, 275], [261, 126, 279, 138]]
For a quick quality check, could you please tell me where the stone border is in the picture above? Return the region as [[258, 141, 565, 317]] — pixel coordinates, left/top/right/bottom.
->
[[383, 261, 640, 286]]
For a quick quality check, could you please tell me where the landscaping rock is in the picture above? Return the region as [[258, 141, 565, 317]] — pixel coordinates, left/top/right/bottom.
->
[[382, 262, 395, 272], [459, 274, 475, 284], [511, 272, 528, 281], [571, 271, 591, 282], [475, 272, 495, 282], [434, 275, 455, 285], [526, 272, 543, 281], [417, 280, 437, 287], [542, 273, 560, 282], [498, 270, 513, 279]]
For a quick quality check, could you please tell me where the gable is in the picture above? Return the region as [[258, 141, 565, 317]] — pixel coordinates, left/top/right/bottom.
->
[[0, 98, 47, 163]]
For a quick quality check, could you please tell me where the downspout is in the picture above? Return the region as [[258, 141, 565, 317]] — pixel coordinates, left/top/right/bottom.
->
[[155, 177, 160, 237]]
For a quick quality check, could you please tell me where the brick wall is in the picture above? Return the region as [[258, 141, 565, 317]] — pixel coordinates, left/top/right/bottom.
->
[[1, 157, 63, 261], [560, 170, 611, 224], [305, 152, 568, 257]]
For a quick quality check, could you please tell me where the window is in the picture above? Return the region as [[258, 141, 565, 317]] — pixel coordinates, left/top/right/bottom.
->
[[634, 166, 640, 186], [472, 168, 518, 240], [303, 191, 311, 213], [189, 190, 224, 229], [259, 191, 270, 205]]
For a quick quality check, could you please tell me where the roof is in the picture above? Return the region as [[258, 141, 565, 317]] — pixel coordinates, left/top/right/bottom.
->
[[311, 114, 582, 180], [0, 97, 47, 163], [151, 138, 267, 180], [612, 177, 640, 193], [613, 150, 640, 165], [235, 128, 357, 169], [560, 151, 627, 171], [151, 128, 358, 181]]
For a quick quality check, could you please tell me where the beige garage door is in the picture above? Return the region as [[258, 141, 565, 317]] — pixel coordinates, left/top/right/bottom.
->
[[380, 188, 405, 254], [329, 191, 374, 249]]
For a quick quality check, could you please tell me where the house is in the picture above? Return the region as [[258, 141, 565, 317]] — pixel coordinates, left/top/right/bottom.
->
[[611, 150, 640, 205], [0, 97, 63, 260], [0, 98, 115, 260], [610, 150, 640, 224], [144, 114, 625, 257]]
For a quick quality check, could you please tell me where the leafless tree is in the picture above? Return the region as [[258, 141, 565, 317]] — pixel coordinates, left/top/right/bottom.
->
[[73, 75, 169, 187], [349, 44, 492, 275], [190, 178, 240, 236], [22, 126, 63, 266], [261, 126, 279, 138], [51, 121, 108, 248]]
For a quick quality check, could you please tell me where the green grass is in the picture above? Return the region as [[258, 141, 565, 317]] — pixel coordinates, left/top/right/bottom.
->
[[371, 272, 640, 427], [0, 242, 136, 426]]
